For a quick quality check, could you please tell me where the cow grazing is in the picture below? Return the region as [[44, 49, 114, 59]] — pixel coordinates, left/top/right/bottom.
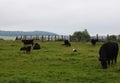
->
[[99, 42, 119, 69], [91, 39, 98, 46], [64, 40, 71, 46], [22, 40, 34, 46], [33, 43, 41, 50], [20, 46, 31, 53]]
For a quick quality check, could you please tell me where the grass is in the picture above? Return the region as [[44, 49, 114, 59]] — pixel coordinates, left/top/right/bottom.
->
[[0, 40, 120, 83]]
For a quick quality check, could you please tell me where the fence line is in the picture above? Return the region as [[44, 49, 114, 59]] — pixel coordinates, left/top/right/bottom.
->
[[15, 35, 70, 41], [15, 34, 120, 42]]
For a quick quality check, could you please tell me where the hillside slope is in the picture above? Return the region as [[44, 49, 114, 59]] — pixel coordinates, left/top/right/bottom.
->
[[0, 31, 58, 36]]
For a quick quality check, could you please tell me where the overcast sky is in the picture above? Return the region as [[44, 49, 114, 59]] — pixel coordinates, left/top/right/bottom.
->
[[0, 0, 120, 36]]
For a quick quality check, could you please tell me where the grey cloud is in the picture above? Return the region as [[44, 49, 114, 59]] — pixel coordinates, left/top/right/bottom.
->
[[0, 0, 120, 35]]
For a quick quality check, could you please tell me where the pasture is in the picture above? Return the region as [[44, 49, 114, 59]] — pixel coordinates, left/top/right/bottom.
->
[[0, 40, 120, 83]]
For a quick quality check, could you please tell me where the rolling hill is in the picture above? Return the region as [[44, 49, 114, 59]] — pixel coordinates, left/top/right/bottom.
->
[[0, 31, 58, 36]]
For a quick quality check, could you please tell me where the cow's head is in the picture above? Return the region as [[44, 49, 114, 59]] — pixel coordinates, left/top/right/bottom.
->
[[98, 56, 107, 69], [101, 60, 107, 69], [99, 57, 107, 69]]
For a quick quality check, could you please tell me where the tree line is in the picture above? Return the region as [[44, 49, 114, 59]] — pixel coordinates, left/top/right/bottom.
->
[[15, 29, 120, 42]]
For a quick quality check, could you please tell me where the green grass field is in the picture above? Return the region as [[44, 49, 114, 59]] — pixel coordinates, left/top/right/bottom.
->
[[0, 40, 120, 83]]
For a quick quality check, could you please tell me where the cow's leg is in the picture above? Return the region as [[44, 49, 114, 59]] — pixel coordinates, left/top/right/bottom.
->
[[108, 60, 110, 65], [111, 59, 114, 64], [114, 58, 117, 63]]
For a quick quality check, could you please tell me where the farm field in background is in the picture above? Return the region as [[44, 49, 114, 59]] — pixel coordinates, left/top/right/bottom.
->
[[0, 40, 120, 83]]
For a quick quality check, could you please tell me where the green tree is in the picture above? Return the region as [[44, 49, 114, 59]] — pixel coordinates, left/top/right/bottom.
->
[[71, 29, 90, 41], [109, 35, 117, 40]]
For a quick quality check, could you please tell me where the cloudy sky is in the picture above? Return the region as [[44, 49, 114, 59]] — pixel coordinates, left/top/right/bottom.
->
[[0, 0, 120, 35]]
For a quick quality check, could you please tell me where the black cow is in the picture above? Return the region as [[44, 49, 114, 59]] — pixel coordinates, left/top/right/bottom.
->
[[33, 43, 41, 50], [64, 40, 71, 46], [99, 42, 119, 69], [20, 46, 31, 53], [91, 39, 98, 46], [22, 40, 34, 46]]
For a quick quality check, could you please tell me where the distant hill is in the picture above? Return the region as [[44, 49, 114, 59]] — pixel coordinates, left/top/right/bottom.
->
[[0, 31, 58, 36]]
